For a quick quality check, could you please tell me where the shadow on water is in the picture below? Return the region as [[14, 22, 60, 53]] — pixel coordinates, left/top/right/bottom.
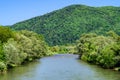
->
[[0, 54, 120, 80], [76, 60, 120, 80], [0, 60, 40, 80]]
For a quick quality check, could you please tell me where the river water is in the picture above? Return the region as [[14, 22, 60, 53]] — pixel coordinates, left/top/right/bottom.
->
[[0, 54, 120, 80]]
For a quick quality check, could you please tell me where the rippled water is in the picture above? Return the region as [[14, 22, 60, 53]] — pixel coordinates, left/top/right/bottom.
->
[[0, 54, 120, 80]]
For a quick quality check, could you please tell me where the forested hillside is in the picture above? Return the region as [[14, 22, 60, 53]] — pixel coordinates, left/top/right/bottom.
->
[[11, 4, 120, 46]]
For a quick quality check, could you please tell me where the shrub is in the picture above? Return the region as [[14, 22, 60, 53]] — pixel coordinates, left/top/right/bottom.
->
[[0, 62, 6, 72]]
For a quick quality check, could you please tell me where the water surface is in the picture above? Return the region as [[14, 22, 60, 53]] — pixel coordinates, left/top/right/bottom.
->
[[0, 54, 120, 80]]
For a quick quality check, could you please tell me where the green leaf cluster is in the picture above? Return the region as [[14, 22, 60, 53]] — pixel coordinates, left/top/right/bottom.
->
[[76, 31, 120, 69], [0, 26, 14, 43], [0, 26, 50, 72]]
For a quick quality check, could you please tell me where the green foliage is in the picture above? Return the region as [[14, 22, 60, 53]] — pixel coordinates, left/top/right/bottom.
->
[[0, 42, 5, 61], [50, 45, 69, 54], [18, 30, 49, 58], [3, 30, 49, 68], [76, 32, 120, 69], [3, 39, 22, 67], [0, 62, 6, 72], [50, 46, 60, 53], [96, 44, 116, 68], [0, 26, 14, 43], [0, 26, 49, 71], [11, 5, 120, 45]]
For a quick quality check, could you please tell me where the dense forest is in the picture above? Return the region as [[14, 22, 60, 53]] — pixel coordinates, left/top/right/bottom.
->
[[0, 26, 52, 73], [75, 31, 120, 69], [11, 4, 120, 46]]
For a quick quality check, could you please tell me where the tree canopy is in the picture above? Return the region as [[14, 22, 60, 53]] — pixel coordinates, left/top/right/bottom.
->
[[11, 4, 120, 46], [0, 26, 51, 72], [75, 31, 120, 69]]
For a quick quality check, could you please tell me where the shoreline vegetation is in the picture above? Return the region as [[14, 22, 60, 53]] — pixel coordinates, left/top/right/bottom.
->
[[46, 31, 120, 71], [0, 25, 120, 73], [0, 26, 53, 73], [1, 4, 120, 73], [75, 31, 120, 71]]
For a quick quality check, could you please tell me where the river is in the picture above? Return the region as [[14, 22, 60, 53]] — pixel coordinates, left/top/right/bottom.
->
[[0, 54, 120, 80]]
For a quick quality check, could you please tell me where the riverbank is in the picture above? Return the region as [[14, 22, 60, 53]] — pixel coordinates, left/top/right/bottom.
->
[[75, 32, 120, 70], [0, 26, 53, 73], [1, 54, 120, 80]]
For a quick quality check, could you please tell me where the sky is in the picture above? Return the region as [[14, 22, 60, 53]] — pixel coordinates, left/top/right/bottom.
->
[[0, 0, 120, 25]]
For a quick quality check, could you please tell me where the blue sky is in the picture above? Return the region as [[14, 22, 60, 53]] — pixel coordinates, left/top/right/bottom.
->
[[0, 0, 120, 25]]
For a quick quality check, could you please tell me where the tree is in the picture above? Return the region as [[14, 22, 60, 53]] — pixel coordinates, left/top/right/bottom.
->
[[0, 26, 14, 43]]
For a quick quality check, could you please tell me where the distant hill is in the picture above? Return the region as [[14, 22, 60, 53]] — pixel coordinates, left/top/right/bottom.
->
[[11, 4, 120, 46]]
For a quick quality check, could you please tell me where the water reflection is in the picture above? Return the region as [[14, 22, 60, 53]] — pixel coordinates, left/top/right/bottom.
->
[[0, 54, 120, 80], [0, 61, 40, 80], [77, 60, 120, 80]]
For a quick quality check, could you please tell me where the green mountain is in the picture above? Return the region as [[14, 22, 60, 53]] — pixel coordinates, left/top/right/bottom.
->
[[11, 4, 120, 46]]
